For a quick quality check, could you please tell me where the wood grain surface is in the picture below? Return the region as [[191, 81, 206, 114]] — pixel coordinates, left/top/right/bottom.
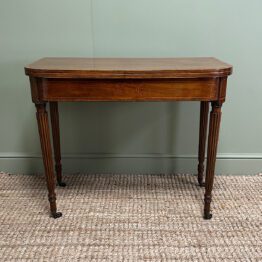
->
[[25, 57, 232, 79]]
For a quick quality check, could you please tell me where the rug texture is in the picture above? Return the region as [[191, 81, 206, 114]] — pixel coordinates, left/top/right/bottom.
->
[[0, 173, 261, 261]]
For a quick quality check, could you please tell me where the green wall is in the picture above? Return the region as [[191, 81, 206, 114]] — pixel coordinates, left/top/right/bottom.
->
[[0, 0, 261, 174]]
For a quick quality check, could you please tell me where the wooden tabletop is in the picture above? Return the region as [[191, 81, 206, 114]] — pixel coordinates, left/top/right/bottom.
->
[[25, 57, 232, 79]]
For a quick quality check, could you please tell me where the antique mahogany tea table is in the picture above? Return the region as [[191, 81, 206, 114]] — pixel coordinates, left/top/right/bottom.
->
[[25, 57, 232, 219]]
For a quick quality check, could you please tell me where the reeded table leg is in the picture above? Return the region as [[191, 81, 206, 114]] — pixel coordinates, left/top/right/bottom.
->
[[197, 102, 209, 187], [204, 101, 223, 219], [50, 102, 65, 187], [36, 103, 62, 219]]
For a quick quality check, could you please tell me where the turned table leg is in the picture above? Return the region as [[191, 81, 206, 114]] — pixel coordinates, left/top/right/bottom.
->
[[197, 101, 209, 187], [204, 101, 223, 219], [50, 102, 65, 187], [36, 103, 62, 218]]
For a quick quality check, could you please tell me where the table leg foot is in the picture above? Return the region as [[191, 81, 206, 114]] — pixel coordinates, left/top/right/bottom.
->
[[52, 212, 63, 219], [57, 181, 66, 187], [198, 181, 206, 187], [55, 164, 66, 187], [204, 212, 212, 220]]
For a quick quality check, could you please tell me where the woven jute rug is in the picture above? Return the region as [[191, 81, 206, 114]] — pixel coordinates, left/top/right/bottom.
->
[[0, 173, 261, 261]]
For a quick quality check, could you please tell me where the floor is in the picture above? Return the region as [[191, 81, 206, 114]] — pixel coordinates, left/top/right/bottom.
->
[[0, 172, 261, 261]]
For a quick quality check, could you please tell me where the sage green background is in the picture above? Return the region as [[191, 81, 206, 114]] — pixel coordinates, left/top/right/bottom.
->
[[0, 0, 261, 174]]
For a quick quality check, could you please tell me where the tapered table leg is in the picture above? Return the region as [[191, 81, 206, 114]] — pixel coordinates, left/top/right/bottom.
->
[[204, 101, 223, 219], [197, 102, 209, 187], [50, 102, 65, 187], [36, 103, 62, 218]]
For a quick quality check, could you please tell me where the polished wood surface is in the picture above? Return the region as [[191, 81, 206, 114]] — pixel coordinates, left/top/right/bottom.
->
[[198, 101, 209, 187], [35, 78, 219, 102], [50, 102, 65, 187], [36, 104, 61, 219], [25, 57, 232, 220], [204, 101, 223, 219], [25, 57, 232, 79]]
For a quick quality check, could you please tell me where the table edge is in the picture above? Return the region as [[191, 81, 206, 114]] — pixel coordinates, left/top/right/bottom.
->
[[24, 67, 232, 79]]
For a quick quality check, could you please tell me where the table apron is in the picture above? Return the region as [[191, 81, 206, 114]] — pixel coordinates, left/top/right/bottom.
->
[[31, 77, 221, 102]]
